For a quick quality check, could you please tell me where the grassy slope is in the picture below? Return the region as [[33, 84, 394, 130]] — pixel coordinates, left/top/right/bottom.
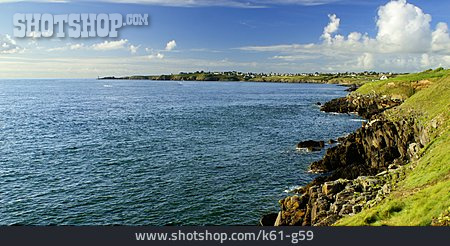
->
[[336, 68, 450, 226]]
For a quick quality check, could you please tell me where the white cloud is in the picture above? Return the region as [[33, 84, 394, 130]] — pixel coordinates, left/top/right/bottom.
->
[[238, 0, 450, 72], [376, 0, 431, 53], [271, 54, 319, 61], [46, 42, 84, 52], [91, 39, 129, 51], [129, 44, 140, 54], [432, 22, 450, 53], [0, 34, 23, 54], [321, 14, 340, 44], [148, 53, 164, 59], [70, 43, 84, 50], [27, 30, 54, 38], [145, 44, 170, 59], [357, 53, 374, 70], [420, 53, 430, 67], [46, 39, 141, 54], [165, 40, 177, 51], [0, 54, 276, 78]]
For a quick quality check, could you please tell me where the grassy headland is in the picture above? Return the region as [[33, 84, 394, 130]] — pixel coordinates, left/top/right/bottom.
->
[[268, 67, 449, 227], [99, 71, 396, 86], [335, 68, 450, 226]]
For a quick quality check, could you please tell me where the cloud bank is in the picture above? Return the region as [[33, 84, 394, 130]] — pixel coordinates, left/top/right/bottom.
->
[[239, 0, 450, 72], [92, 39, 129, 51], [0, 34, 23, 54]]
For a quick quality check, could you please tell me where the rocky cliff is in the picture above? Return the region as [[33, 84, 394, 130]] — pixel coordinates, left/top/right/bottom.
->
[[320, 94, 401, 119], [265, 93, 431, 226]]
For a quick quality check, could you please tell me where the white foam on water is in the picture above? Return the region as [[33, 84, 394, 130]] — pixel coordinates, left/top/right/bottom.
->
[[350, 119, 366, 122], [284, 185, 303, 193]]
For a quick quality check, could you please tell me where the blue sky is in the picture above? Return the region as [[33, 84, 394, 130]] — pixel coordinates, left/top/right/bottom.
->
[[0, 0, 449, 78]]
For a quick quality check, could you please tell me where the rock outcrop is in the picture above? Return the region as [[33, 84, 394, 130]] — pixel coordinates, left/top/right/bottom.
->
[[296, 140, 325, 152], [321, 94, 402, 119], [276, 164, 412, 226], [268, 93, 429, 226], [309, 115, 426, 179]]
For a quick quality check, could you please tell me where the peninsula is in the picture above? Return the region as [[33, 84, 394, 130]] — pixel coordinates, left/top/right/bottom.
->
[[99, 71, 398, 86]]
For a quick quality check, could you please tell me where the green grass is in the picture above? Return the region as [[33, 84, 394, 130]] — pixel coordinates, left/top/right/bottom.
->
[[335, 68, 450, 226], [355, 67, 450, 100], [403, 132, 450, 190]]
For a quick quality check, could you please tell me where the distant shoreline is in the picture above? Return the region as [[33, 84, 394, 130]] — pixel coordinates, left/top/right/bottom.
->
[[98, 71, 396, 88], [99, 76, 361, 92]]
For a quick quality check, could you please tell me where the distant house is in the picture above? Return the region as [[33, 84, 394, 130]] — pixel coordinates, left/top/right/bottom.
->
[[380, 75, 388, 80]]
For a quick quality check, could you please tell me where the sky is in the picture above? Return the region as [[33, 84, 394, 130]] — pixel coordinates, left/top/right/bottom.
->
[[0, 0, 449, 78]]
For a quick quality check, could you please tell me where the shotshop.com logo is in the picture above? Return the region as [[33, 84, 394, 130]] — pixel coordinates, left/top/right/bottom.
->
[[13, 13, 149, 38]]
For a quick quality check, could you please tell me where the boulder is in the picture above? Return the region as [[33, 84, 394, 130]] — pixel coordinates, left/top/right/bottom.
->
[[407, 143, 420, 159], [339, 204, 354, 216], [322, 179, 347, 196], [352, 205, 363, 214], [297, 140, 325, 151]]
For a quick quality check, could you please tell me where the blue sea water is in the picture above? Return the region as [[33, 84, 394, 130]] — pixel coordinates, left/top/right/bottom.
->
[[0, 79, 362, 225]]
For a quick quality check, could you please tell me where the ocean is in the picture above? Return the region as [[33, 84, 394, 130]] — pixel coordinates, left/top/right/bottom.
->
[[0, 79, 362, 225]]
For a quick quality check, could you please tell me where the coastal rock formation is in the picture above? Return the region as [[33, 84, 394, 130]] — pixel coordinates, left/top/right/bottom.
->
[[269, 93, 429, 226], [320, 94, 402, 119], [296, 140, 325, 152], [276, 164, 411, 226], [309, 115, 425, 179]]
